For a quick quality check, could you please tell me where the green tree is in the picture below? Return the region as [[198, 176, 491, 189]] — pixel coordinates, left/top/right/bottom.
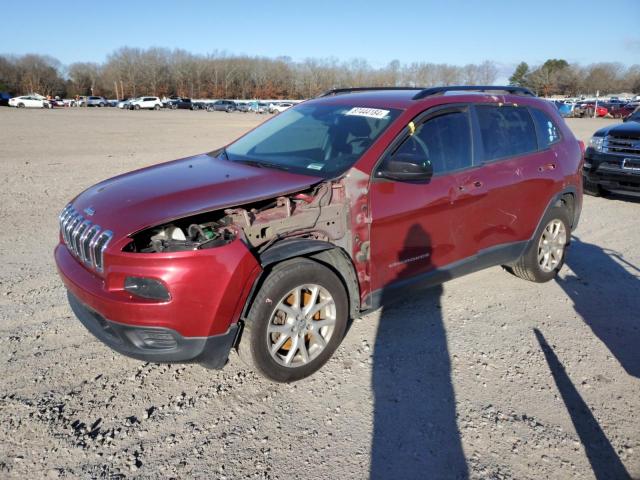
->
[[541, 59, 569, 72], [509, 62, 529, 86]]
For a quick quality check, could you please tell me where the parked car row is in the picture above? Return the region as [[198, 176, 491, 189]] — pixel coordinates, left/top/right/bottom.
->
[[3, 92, 303, 113], [552, 99, 639, 119]]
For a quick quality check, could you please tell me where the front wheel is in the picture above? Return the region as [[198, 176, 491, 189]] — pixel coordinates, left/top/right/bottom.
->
[[238, 258, 349, 382], [508, 205, 571, 283], [134, 104, 140, 110], [154, 104, 160, 110], [583, 175, 602, 196]]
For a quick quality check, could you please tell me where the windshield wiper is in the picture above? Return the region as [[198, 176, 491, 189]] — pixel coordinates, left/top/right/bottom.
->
[[232, 158, 291, 172]]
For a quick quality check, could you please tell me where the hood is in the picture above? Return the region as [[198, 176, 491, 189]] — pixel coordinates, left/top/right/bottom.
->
[[70, 153, 322, 238], [596, 120, 640, 139]]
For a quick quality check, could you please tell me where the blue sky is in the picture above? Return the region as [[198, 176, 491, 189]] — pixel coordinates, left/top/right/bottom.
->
[[2, 0, 638, 80]]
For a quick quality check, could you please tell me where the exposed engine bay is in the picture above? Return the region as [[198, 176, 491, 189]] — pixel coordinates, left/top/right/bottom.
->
[[125, 181, 349, 254]]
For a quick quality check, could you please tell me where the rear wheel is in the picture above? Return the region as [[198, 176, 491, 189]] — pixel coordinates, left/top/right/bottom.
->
[[134, 104, 140, 110], [509, 205, 571, 283], [238, 258, 348, 382], [17, 102, 25, 108], [154, 104, 160, 110]]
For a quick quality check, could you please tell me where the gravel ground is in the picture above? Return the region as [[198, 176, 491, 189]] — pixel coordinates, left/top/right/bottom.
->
[[0, 108, 638, 480]]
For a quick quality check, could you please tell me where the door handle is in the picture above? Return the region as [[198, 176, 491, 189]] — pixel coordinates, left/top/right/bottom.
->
[[538, 163, 556, 172], [458, 180, 483, 191]]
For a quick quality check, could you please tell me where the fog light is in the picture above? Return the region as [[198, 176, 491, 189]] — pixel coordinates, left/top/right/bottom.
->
[[124, 276, 171, 301], [137, 329, 177, 349]]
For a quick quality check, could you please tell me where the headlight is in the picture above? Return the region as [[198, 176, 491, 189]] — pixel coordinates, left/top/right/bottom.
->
[[589, 136, 604, 152], [124, 277, 171, 301]]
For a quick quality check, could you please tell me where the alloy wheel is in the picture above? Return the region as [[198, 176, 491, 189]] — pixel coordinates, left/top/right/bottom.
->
[[266, 284, 336, 367], [537, 219, 567, 272]]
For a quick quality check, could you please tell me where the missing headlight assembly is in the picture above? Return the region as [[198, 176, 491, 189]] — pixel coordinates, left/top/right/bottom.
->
[[124, 181, 349, 254]]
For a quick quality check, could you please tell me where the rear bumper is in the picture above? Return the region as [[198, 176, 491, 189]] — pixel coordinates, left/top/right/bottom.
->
[[68, 292, 238, 368], [584, 152, 640, 194]]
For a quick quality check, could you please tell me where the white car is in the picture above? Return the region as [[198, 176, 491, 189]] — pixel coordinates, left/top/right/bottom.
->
[[8, 95, 48, 108], [271, 102, 294, 113], [117, 98, 134, 109], [129, 96, 163, 110]]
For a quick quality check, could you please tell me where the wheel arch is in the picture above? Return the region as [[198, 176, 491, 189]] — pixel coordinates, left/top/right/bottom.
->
[[240, 239, 361, 324], [528, 186, 579, 250]]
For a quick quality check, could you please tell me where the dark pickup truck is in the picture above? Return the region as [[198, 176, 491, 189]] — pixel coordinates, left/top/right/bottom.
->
[[584, 109, 640, 196]]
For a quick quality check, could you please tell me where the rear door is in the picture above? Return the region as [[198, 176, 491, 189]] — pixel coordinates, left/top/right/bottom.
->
[[470, 104, 559, 250]]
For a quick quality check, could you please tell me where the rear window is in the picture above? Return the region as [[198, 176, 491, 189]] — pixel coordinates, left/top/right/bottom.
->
[[529, 108, 561, 148], [475, 105, 538, 161]]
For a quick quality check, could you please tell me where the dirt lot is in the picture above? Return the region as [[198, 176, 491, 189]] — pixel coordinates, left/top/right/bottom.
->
[[0, 108, 638, 480]]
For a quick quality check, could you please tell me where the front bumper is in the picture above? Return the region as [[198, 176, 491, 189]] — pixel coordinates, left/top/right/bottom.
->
[[55, 236, 261, 365], [68, 292, 238, 368], [584, 151, 640, 194]]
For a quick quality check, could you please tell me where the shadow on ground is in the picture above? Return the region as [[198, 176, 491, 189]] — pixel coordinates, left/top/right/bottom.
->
[[557, 236, 640, 378], [534, 329, 630, 480], [370, 225, 467, 479]]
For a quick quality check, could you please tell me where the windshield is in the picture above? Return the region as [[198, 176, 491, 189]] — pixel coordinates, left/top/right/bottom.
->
[[225, 103, 401, 177]]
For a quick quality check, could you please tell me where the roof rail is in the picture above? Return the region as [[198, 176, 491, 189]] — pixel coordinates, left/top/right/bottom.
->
[[412, 85, 535, 100], [317, 86, 423, 98]]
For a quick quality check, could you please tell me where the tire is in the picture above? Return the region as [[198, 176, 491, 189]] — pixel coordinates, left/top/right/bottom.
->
[[583, 175, 602, 197], [508, 205, 571, 283], [17, 103, 25, 108], [154, 104, 160, 110], [134, 104, 140, 110], [99, 103, 105, 107], [237, 258, 349, 382]]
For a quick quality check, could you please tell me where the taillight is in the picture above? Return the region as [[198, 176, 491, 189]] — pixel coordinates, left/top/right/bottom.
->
[[578, 140, 585, 155]]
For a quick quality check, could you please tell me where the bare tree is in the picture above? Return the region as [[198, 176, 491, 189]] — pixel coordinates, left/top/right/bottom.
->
[[1, 49, 638, 100]]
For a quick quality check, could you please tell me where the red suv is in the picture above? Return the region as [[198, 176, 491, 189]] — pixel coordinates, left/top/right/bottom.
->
[[55, 86, 583, 382]]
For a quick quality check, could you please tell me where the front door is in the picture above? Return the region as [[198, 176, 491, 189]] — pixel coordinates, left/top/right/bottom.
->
[[368, 106, 480, 293]]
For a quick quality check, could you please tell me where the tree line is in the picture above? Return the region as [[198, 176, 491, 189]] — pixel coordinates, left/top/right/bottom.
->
[[0, 47, 638, 99], [509, 59, 640, 97]]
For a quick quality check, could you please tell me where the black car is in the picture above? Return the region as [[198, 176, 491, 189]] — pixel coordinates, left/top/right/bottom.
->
[[207, 100, 237, 112], [0, 92, 12, 106], [584, 109, 640, 196], [166, 97, 194, 110]]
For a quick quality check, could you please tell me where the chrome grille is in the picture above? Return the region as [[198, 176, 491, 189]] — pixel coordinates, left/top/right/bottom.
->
[[603, 136, 640, 157], [59, 205, 113, 272]]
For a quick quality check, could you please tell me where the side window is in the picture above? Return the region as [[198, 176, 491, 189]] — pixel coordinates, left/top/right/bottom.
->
[[393, 110, 472, 175], [529, 108, 561, 148], [475, 105, 538, 161]]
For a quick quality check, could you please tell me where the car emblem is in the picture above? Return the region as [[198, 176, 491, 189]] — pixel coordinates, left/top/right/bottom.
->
[[84, 207, 96, 216]]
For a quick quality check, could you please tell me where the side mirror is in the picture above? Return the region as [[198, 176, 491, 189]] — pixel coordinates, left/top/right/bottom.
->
[[377, 153, 433, 182]]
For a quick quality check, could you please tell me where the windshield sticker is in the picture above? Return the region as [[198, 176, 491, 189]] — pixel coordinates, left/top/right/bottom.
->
[[345, 107, 390, 119], [307, 163, 324, 170]]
